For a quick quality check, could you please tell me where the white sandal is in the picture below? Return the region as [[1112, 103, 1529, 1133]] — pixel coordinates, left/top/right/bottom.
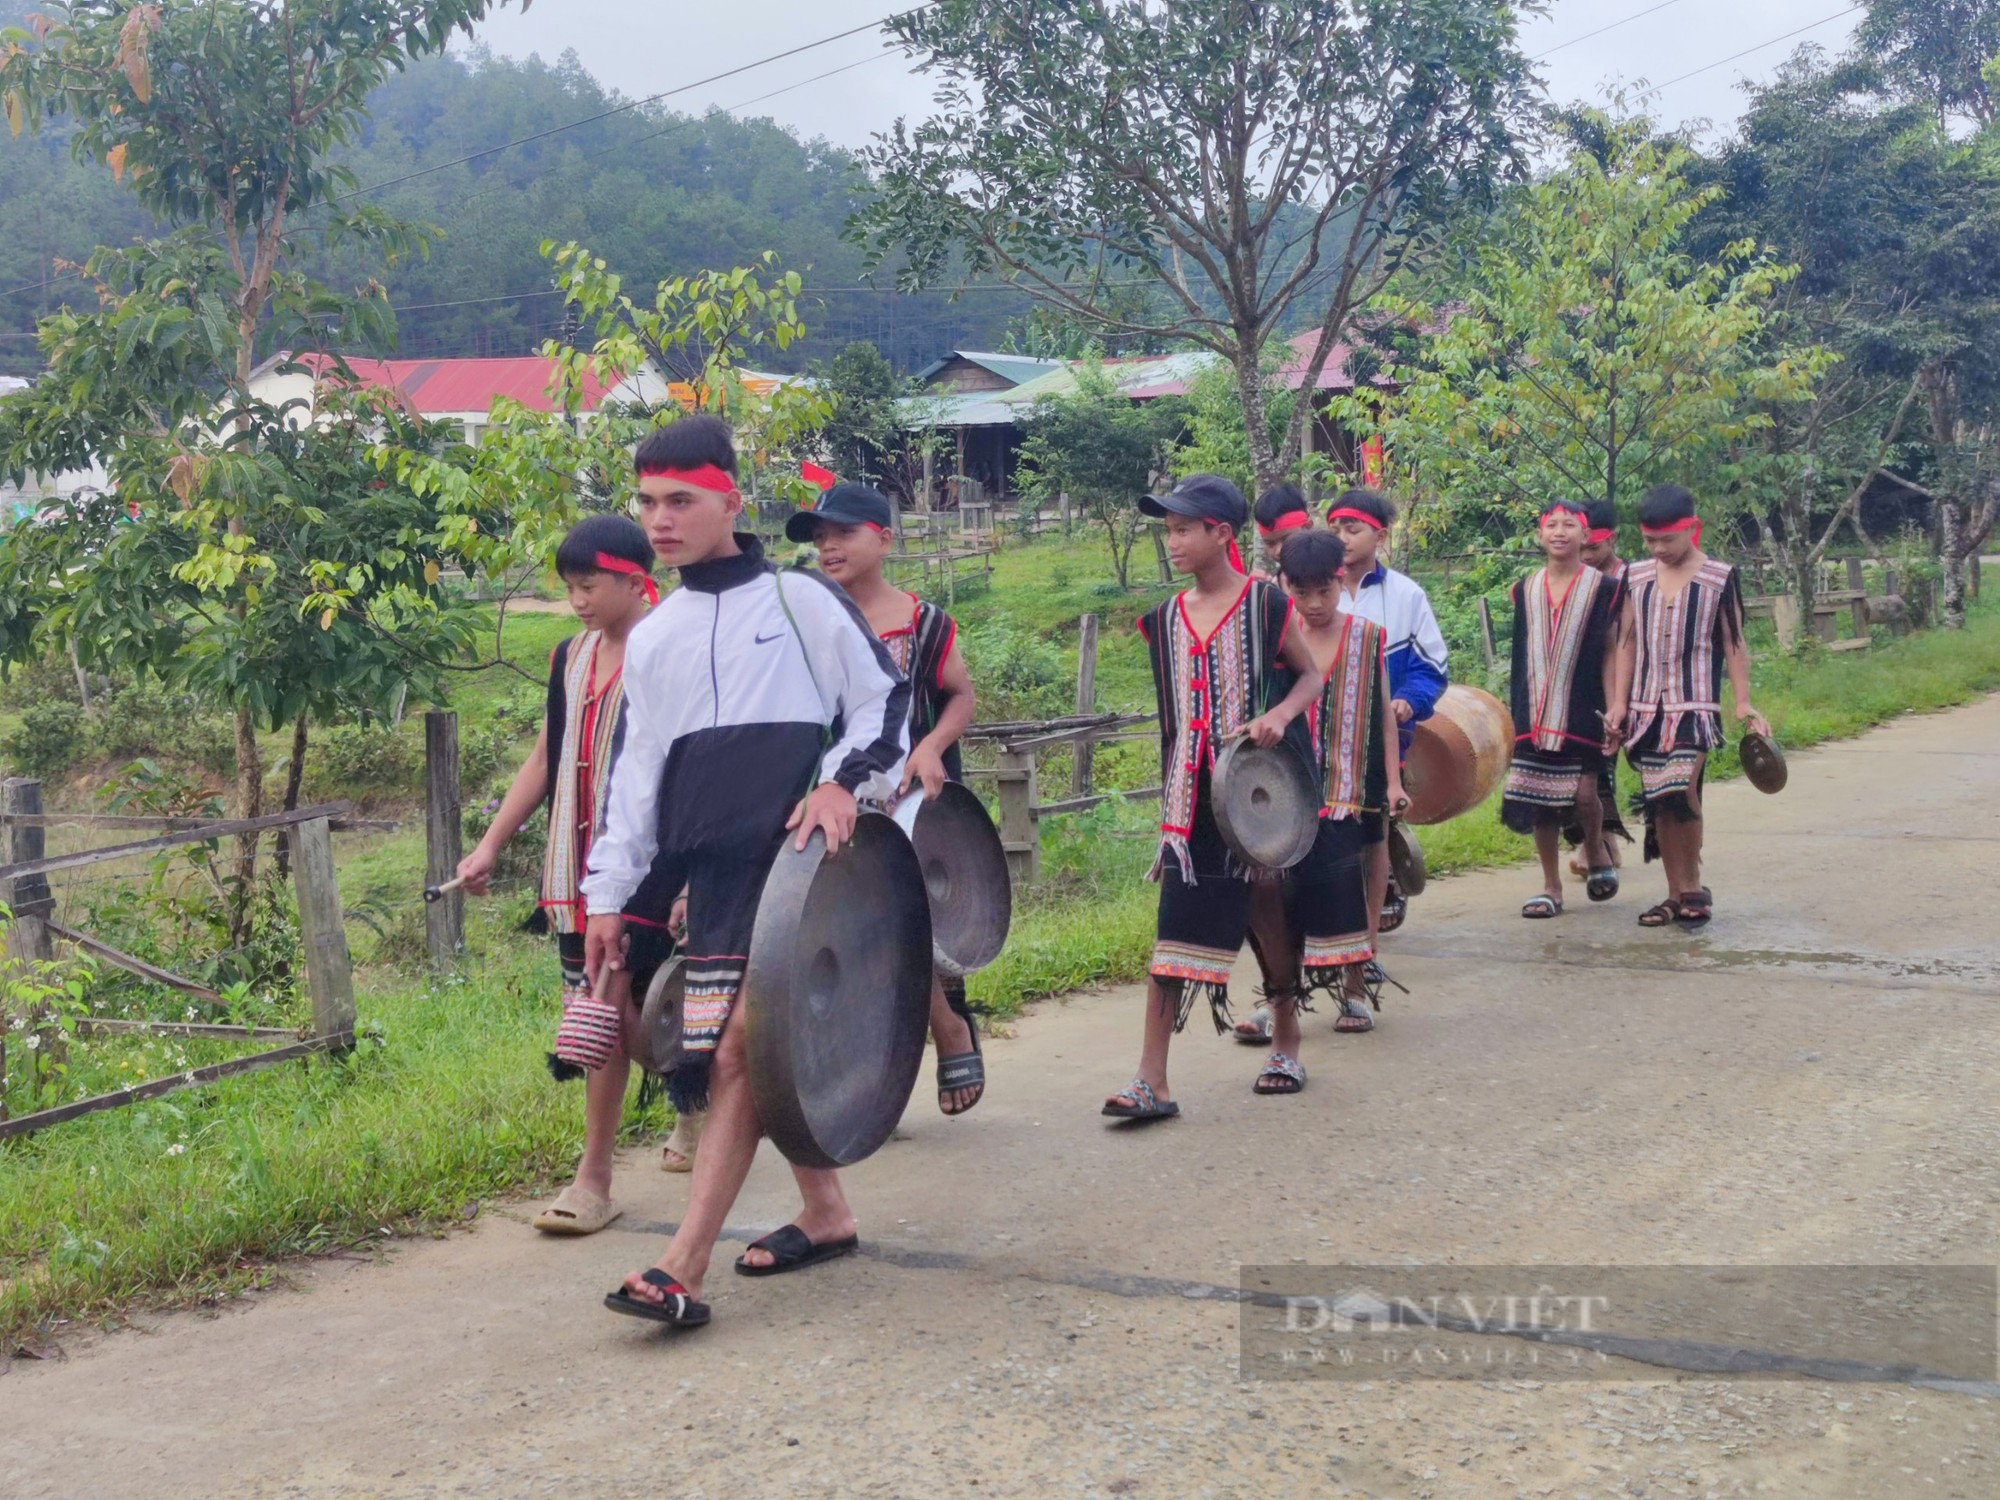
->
[[532, 1184, 622, 1236], [660, 1108, 707, 1174]]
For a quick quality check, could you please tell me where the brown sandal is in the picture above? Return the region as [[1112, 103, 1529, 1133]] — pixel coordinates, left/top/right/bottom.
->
[[1637, 899, 1683, 928]]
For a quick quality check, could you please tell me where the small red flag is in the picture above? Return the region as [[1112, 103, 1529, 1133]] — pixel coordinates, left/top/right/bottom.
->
[[801, 460, 836, 491]]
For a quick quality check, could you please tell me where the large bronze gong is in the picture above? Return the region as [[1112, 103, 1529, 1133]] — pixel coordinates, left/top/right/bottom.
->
[[892, 783, 1012, 977], [743, 812, 934, 1170], [1211, 735, 1320, 871]]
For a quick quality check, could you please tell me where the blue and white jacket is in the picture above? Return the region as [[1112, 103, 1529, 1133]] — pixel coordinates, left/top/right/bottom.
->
[[1337, 563, 1449, 749]]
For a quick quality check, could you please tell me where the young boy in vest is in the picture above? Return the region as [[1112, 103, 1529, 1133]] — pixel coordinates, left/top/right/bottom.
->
[[1239, 528, 1410, 1085], [1103, 475, 1325, 1122], [456, 514, 671, 1236], [786, 480, 985, 1116], [1568, 497, 1633, 877], [586, 417, 909, 1327], [1502, 499, 1627, 917], [1326, 487, 1448, 939], [1617, 484, 1767, 929]]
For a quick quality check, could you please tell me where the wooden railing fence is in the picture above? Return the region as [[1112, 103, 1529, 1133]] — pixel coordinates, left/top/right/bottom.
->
[[0, 781, 386, 1139]]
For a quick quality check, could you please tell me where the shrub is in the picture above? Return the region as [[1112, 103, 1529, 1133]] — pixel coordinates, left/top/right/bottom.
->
[[307, 722, 423, 798], [958, 619, 1072, 720], [0, 700, 88, 780], [92, 683, 235, 774]]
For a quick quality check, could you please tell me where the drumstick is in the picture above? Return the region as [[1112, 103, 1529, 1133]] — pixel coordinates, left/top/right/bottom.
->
[[423, 874, 467, 904]]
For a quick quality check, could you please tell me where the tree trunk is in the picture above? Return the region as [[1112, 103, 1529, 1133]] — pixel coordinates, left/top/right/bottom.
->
[[1234, 345, 1283, 493], [1940, 496, 1969, 629], [274, 712, 308, 881]]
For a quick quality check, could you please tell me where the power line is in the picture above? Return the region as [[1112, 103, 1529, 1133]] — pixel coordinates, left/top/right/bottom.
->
[[329, 11, 914, 205], [1532, 0, 1692, 62], [1638, 4, 1862, 96]]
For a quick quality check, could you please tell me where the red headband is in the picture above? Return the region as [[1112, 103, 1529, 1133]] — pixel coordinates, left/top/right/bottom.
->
[[1539, 504, 1590, 530], [1256, 512, 1312, 540], [1640, 515, 1702, 548], [1587, 528, 1616, 544], [595, 552, 659, 605], [1325, 507, 1387, 530], [1227, 533, 1245, 574], [637, 462, 736, 494]]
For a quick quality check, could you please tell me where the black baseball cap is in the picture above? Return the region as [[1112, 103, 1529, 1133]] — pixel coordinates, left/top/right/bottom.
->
[[785, 481, 895, 542], [1139, 473, 1248, 528]]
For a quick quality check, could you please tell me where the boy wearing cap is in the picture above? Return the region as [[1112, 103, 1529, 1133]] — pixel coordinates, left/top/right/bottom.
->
[[1617, 484, 1768, 931], [1568, 497, 1634, 876], [787, 480, 986, 1116], [591, 417, 910, 1327], [1325, 487, 1448, 940], [1103, 474, 1326, 1122], [456, 514, 674, 1235]]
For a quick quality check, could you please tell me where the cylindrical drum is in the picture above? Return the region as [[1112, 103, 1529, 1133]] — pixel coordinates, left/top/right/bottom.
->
[[1401, 685, 1515, 826]]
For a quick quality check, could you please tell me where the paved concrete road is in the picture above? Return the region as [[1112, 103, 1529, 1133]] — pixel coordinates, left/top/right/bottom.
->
[[6, 699, 1999, 1498]]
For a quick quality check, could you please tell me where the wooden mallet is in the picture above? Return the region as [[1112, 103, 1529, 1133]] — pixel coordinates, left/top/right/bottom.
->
[[423, 874, 467, 904]]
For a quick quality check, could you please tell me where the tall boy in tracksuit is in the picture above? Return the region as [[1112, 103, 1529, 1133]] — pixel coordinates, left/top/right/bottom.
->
[[1325, 487, 1448, 938], [584, 416, 909, 1329]]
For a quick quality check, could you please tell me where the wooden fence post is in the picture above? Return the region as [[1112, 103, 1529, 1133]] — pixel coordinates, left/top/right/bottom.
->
[[1846, 557, 1867, 637], [1071, 614, 1100, 797], [290, 815, 355, 1048], [1475, 597, 1497, 673], [424, 710, 464, 971], [995, 746, 1040, 887], [4, 778, 62, 1099]]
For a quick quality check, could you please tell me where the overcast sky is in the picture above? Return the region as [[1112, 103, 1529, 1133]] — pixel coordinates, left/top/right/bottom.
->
[[467, 0, 1866, 153]]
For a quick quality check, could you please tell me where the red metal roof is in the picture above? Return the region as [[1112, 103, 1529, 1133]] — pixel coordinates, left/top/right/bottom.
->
[[291, 353, 610, 414]]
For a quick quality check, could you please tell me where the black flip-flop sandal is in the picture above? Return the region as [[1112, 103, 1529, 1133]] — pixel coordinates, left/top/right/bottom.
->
[[1102, 1077, 1179, 1121], [604, 1268, 710, 1327], [936, 1007, 985, 1116], [734, 1225, 860, 1278], [1674, 888, 1713, 929], [1586, 867, 1619, 902]]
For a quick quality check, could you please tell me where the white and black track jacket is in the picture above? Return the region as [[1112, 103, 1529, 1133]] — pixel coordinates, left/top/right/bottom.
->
[[580, 536, 909, 917]]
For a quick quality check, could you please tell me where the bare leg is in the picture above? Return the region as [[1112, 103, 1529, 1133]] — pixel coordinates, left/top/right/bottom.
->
[[1655, 755, 1706, 899], [1270, 991, 1302, 1059], [573, 973, 636, 1199], [1532, 824, 1566, 904], [1573, 775, 1609, 870], [1106, 978, 1179, 1108], [621, 1006, 762, 1302], [1237, 881, 1294, 1041], [1365, 839, 1390, 941]]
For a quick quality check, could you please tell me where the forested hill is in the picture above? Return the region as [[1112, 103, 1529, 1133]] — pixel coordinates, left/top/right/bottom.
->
[[0, 33, 1025, 375]]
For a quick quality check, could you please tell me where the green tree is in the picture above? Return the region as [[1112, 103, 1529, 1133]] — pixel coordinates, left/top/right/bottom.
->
[[815, 341, 909, 498], [384, 243, 832, 592], [1711, 47, 2000, 625], [1857, 0, 2000, 127], [0, 0, 513, 919], [1340, 120, 1828, 547], [1016, 359, 1184, 590], [855, 0, 1537, 492]]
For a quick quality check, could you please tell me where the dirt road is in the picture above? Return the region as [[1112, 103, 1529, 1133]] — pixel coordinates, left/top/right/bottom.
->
[[6, 699, 1999, 1498]]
